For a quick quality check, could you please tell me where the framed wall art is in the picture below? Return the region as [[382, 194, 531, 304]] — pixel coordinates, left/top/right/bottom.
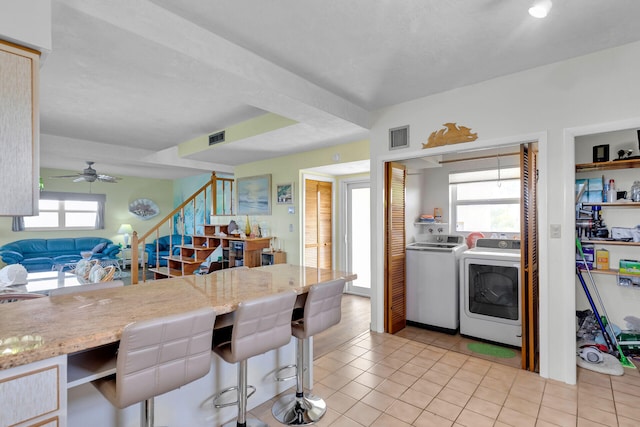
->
[[237, 174, 271, 215], [276, 182, 293, 204]]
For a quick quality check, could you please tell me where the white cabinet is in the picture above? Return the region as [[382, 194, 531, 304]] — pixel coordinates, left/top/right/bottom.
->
[[0, 40, 39, 216], [0, 356, 66, 427]]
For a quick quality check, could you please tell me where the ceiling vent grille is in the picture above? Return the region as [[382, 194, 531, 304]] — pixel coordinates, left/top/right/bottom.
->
[[389, 125, 409, 150], [209, 131, 225, 146]]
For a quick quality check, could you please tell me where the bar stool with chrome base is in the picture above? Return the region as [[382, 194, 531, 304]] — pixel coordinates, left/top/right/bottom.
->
[[212, 290, 297, 427], [272, 278, 345, 425], [91, 307, 216, 427]]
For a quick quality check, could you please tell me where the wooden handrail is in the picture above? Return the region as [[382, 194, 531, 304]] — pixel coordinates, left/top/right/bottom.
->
[[130, 172, 234, 284]]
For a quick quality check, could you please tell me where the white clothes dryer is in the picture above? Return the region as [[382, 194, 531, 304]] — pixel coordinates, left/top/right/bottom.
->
[[459, 238, 522, 347]]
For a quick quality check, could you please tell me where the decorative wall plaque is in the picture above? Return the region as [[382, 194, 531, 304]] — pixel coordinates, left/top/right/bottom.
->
[[423, 122, 478, 149], [129, 198, 160, 220]]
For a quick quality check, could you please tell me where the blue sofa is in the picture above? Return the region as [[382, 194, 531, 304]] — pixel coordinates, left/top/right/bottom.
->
[[145, 234, 192, 267], [0, 237, 120, 272]]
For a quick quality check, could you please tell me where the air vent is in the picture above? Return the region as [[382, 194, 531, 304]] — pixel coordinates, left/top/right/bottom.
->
[[209, 131, 225, 146], [389, 125, 409, 150]]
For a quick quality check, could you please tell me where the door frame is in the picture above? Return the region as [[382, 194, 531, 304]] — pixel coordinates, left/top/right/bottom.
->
[[301, 173, 336, 267], [372, 131, 548, 372], [341, 178, 371, 296]]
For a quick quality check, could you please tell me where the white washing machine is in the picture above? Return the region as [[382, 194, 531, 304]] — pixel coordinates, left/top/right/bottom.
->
[[460, 238, 522, 347], [406, 234, 467, 333]]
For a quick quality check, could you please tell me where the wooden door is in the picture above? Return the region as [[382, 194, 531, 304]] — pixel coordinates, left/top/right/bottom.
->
[[384, 162, 406, 333], [304, 179, 332, 269], [521, 143, 539, 372]]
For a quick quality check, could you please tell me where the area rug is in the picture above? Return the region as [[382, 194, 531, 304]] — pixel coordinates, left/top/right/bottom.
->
[[467, 342, 516, 358]]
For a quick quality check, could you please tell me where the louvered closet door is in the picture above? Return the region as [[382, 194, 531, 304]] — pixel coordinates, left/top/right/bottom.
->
[[521, 143, 539, 372], [385, 162, 406, 334], [304, 179, 332, 269], [317, 181, 333, 269]]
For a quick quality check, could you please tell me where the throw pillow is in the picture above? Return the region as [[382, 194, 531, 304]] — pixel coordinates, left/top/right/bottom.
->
[[92, 242, 108, 254]]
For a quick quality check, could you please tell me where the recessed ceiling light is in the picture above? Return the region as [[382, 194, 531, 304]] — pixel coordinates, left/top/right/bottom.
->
[[529, 0, 552, 18]]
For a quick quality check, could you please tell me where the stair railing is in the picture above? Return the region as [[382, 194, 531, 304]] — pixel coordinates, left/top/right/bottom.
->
[[130, 172, 233, 284]]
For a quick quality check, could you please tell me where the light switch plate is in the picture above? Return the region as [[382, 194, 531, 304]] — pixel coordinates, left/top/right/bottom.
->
[[550, 224, 561, 239], [288, 206, 295, 214]]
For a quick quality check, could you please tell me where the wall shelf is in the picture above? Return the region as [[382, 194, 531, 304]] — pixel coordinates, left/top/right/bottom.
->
[[579, 268, 619, 276], [576, 158, 640, 172], [580, 202, 640, 207], [580, 239, 640, 247]]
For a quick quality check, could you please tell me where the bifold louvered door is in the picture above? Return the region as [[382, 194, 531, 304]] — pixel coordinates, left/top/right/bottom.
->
[[304, 179, 332, 269], [385, 162, 406, 333], [521, 143, 539, 372]]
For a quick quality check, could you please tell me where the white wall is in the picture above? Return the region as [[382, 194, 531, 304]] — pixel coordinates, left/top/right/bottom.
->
[[370, 40, 640, 384], [1, 1, 52, 53]]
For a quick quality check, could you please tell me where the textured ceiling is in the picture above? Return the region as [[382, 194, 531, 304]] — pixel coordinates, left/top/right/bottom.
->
[[37, 0, 640, 179]]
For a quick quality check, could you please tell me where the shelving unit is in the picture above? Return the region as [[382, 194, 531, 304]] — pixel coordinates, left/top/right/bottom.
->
[[576, 156, 640, 284], [261, 251, 286, 266], [150, 224, 273, 279]]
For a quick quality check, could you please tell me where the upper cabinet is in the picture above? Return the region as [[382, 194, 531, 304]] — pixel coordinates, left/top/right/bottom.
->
[[0, 40, 39, 216]]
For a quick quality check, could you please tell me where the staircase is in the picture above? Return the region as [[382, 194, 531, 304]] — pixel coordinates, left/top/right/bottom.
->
[[129, 173, 234, 284]]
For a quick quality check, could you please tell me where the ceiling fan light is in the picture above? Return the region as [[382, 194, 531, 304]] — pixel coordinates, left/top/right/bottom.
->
[[529, 0, 552, 18]]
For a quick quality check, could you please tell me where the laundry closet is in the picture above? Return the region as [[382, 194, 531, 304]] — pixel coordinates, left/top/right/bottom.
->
[[402, 148, 524, 347]]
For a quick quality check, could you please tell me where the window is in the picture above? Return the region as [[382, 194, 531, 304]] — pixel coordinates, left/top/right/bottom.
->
[[450, 168, 521, 233], [22, 192, 106, 230]]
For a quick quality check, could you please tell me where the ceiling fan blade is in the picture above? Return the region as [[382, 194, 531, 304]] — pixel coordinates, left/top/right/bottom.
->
[[51, 174, 81, 178], [73, 176, 88, 182], [97, 175, 120, 183]]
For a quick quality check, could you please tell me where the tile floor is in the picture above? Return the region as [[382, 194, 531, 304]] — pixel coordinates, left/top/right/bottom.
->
[[396, 326, 523, 370], [248, 329, 640, 426]]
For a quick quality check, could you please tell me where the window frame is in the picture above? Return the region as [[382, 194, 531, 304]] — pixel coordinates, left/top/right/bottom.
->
[[450, 168, 521, 233], [23, 191, 106, 231]]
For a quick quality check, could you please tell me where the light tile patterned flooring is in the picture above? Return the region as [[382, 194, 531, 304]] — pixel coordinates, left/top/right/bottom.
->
[[248, 328, 640, 426]]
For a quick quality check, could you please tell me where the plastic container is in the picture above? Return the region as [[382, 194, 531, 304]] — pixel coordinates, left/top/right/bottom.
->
[[607, 179, 616, 202], [596, 248, 609, 270], [631, 181, 640, 202]]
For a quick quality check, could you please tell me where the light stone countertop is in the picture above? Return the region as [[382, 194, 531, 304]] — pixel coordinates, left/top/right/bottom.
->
[[0, 264, 356, 370]]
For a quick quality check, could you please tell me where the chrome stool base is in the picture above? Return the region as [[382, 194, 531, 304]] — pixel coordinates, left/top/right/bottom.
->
[[272, 393, 327, 425], [221, 418, 268, 427]]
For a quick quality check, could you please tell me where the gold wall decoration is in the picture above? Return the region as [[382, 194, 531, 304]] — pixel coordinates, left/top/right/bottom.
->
[[423, 122, 478, 149]]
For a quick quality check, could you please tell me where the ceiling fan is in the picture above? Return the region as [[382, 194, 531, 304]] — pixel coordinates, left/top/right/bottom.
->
[[51, 161, 121, 183]]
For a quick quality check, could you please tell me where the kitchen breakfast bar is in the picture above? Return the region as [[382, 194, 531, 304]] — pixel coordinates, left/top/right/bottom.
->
[[0, 264, 356, 427]]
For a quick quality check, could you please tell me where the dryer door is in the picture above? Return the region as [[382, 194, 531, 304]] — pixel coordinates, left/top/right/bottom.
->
[[464, 258, 521, 324]]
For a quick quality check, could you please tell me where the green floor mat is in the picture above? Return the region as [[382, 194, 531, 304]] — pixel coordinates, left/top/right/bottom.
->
[[467, 342, 516, 358]]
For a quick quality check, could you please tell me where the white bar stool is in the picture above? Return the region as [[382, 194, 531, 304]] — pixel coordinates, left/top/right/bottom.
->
[[272, 278, 345, 425], [212, 290, 297, 427], [91, 307, 216, 427]]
